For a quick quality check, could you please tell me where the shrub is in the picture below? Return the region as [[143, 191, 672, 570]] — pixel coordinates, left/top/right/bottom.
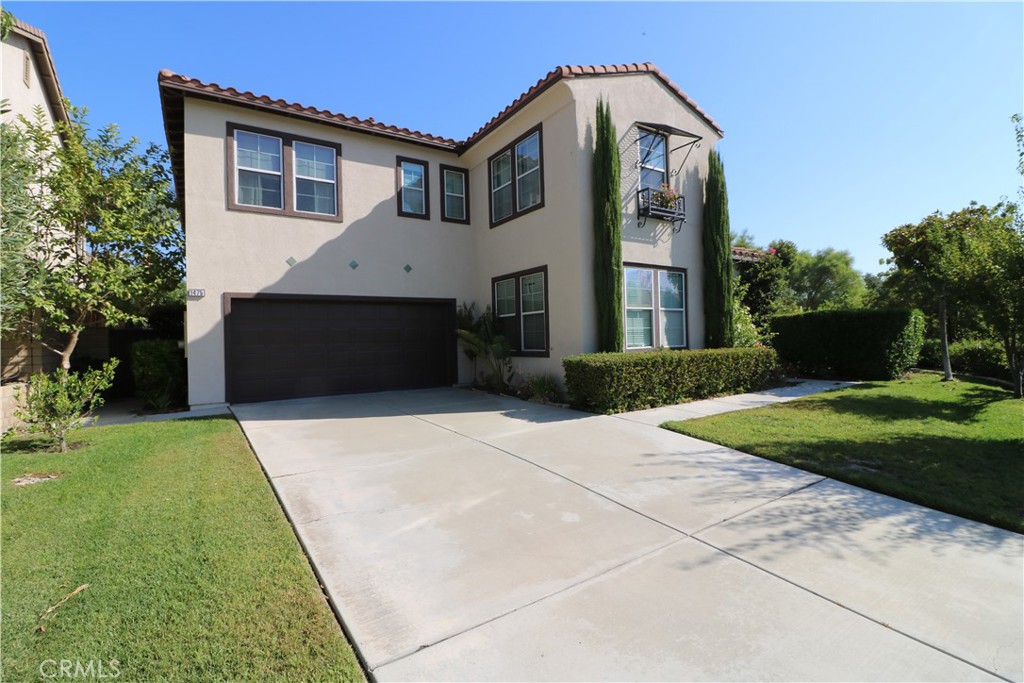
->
[[917, 338, 943, 369], [770, 309, 924, 380], [15, 360, 119, 452], [949, 339, 1008, 378], [456, 307, 513, 393], [519, 373, 564, 403], [131, 339, 187, 410], [562, 347, 781, 414]]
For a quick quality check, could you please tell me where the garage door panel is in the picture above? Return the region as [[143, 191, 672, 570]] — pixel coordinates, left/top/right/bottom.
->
[[226, 297, 454, 403]]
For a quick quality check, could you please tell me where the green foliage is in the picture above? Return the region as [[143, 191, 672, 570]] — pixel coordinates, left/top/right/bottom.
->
[[592, 98, 623, 352], [519, 373, 564, 403], [790, 247, 866, 310], [948, 339, 1009, 379], [15, 106, 183, 369], [562, 347, 780, 414], [130, 339, 187, 410], [702, 149, 733, 347], [14, 359, 119, 452], [0, 9, 14, 40], [456, 307, 514, 393], [731, 277, 770, 348], [738, 239, 799, 326], [771, 309, 925, 380], [917, 338, 943, 369], [0, 122, 38, 335]]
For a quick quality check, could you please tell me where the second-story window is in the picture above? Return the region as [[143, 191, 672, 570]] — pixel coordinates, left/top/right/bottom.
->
[[397, 157, 429, 219], [489, 125, 544, 227], [294, 141, 337, 215], [441, 165, 469, 224], [236, 130, 283, 209], [638, 129, 667, 193], [227, 123, 342, 221]]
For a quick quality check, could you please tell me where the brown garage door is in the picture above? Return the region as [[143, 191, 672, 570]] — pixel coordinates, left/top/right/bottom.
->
[[225, 295, 456, 403]]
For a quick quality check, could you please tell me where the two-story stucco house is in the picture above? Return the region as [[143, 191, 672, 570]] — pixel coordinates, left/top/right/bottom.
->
[[158, 63, 724, 407]]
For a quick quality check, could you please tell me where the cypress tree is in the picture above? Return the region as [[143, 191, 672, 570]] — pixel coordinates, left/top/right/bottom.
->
[[702, 149, 734, 347], [592, 98, 624, 352]]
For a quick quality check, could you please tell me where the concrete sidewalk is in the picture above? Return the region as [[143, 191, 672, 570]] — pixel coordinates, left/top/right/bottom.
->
[[233, 384, 1022, 682]]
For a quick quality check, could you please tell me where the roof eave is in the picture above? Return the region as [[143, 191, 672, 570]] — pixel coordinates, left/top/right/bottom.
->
[[10, 20, 69, 127]]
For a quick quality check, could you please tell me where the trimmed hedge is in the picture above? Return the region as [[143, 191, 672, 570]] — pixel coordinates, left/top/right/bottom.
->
[[130, 339, 187, 410], [917, 338, 943, 370], [562, 347, 781, 414], [949, 339, 1008, 378], [770, 308, 924, 380]]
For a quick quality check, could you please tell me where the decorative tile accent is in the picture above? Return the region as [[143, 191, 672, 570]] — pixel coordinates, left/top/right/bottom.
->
[[349, 260, 359, 270], [285, 256, 297, 267], [403, 264, 412, 273]]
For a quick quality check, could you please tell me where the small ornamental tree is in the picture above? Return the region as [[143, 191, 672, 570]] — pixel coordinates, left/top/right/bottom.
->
[[702, 149, 733, 347], [16, 105, 184, 370], [592, 98, 623, 352]]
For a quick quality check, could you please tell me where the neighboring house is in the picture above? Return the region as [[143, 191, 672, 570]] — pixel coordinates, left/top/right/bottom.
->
[[2, 20, 110, 396], [158, 63, 724, 407]]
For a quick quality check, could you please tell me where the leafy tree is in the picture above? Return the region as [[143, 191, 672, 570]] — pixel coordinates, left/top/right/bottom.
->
[[592, 98, 623, 352], [882, 204, 1001, 382], [0, 120, 38, 335], [15, 106, 183, 370], [702, 149, 733, 347], [789, 247, 866, 311], [738, 239, 798, 326], [730, 228, 757, 249]]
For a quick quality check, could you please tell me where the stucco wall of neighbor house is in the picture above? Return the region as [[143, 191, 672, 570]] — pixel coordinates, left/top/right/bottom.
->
[[1, 32, 57, 126], [568, 75, 724, 352], [182, 99, 479, 406], [459, 82, 584, 382]]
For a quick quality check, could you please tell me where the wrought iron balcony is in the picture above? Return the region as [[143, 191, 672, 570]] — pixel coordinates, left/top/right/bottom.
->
[[637, 187, 686, 232]]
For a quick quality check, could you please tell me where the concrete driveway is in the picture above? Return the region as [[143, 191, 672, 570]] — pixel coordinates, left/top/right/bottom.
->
[[232, 387, 1022, 682]]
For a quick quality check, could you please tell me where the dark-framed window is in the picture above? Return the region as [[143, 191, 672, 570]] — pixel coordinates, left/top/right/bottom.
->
[[624, 264, 688, 350], [226, 122, 342, 222], [489, 125, 544, 227], [491, 265, 549, 356], [397, 156, 429, 219], [440, 164, 470, 224], [638, 128, 668, 193]]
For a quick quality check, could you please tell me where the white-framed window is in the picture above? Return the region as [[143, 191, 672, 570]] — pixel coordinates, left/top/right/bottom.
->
[[489, 125, 543, 226], [492, 267, 548, 355], [236, 130, 283, 209], [491, 150, 513, 223], [625, 265, 687, 350], [441, 166, 469, 223], [397, 157, 429, 219], [520, 272, 546, 351], [638, 129, 667, 193], [294, 141, 337, 215], [515, 132, 542, 212], [495, 278, 516, 318]]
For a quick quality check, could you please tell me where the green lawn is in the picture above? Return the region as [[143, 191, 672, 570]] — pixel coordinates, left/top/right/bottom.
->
[[664, 373, 1024, 533], [1, 417, 364, 682]]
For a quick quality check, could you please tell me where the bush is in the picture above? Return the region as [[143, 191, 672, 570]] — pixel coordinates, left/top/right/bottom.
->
[[15, 360, 119, 452], [519, 373, 564, 403], [131, 339, 187, 410], [949, 339, 1008, 378], [562, 347, 781, 414], [917, 338, 943, 369], [770, 309, 924, 380]]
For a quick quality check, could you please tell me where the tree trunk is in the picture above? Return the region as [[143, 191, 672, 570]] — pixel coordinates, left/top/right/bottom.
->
[[60, 328, 81, 371], [938, 298, 954, 381]]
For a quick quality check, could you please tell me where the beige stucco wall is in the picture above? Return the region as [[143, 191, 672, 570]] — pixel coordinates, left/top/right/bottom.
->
[[183, 100, 479, 405], [567, 75, 724, 353], [459, 82, 584, 382], [1, 32, 58, 126], [182, 70, 720, 405]]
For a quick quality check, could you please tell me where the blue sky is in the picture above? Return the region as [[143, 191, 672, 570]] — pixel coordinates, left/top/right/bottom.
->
[[9, 2, 1022, 275]]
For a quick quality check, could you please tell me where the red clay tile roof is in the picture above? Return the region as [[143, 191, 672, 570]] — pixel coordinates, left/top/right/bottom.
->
[[7, 18, 69, 126], [157, 70, 458, 149], [463, 63, 723, 149], [731, 246, 765, 263]]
